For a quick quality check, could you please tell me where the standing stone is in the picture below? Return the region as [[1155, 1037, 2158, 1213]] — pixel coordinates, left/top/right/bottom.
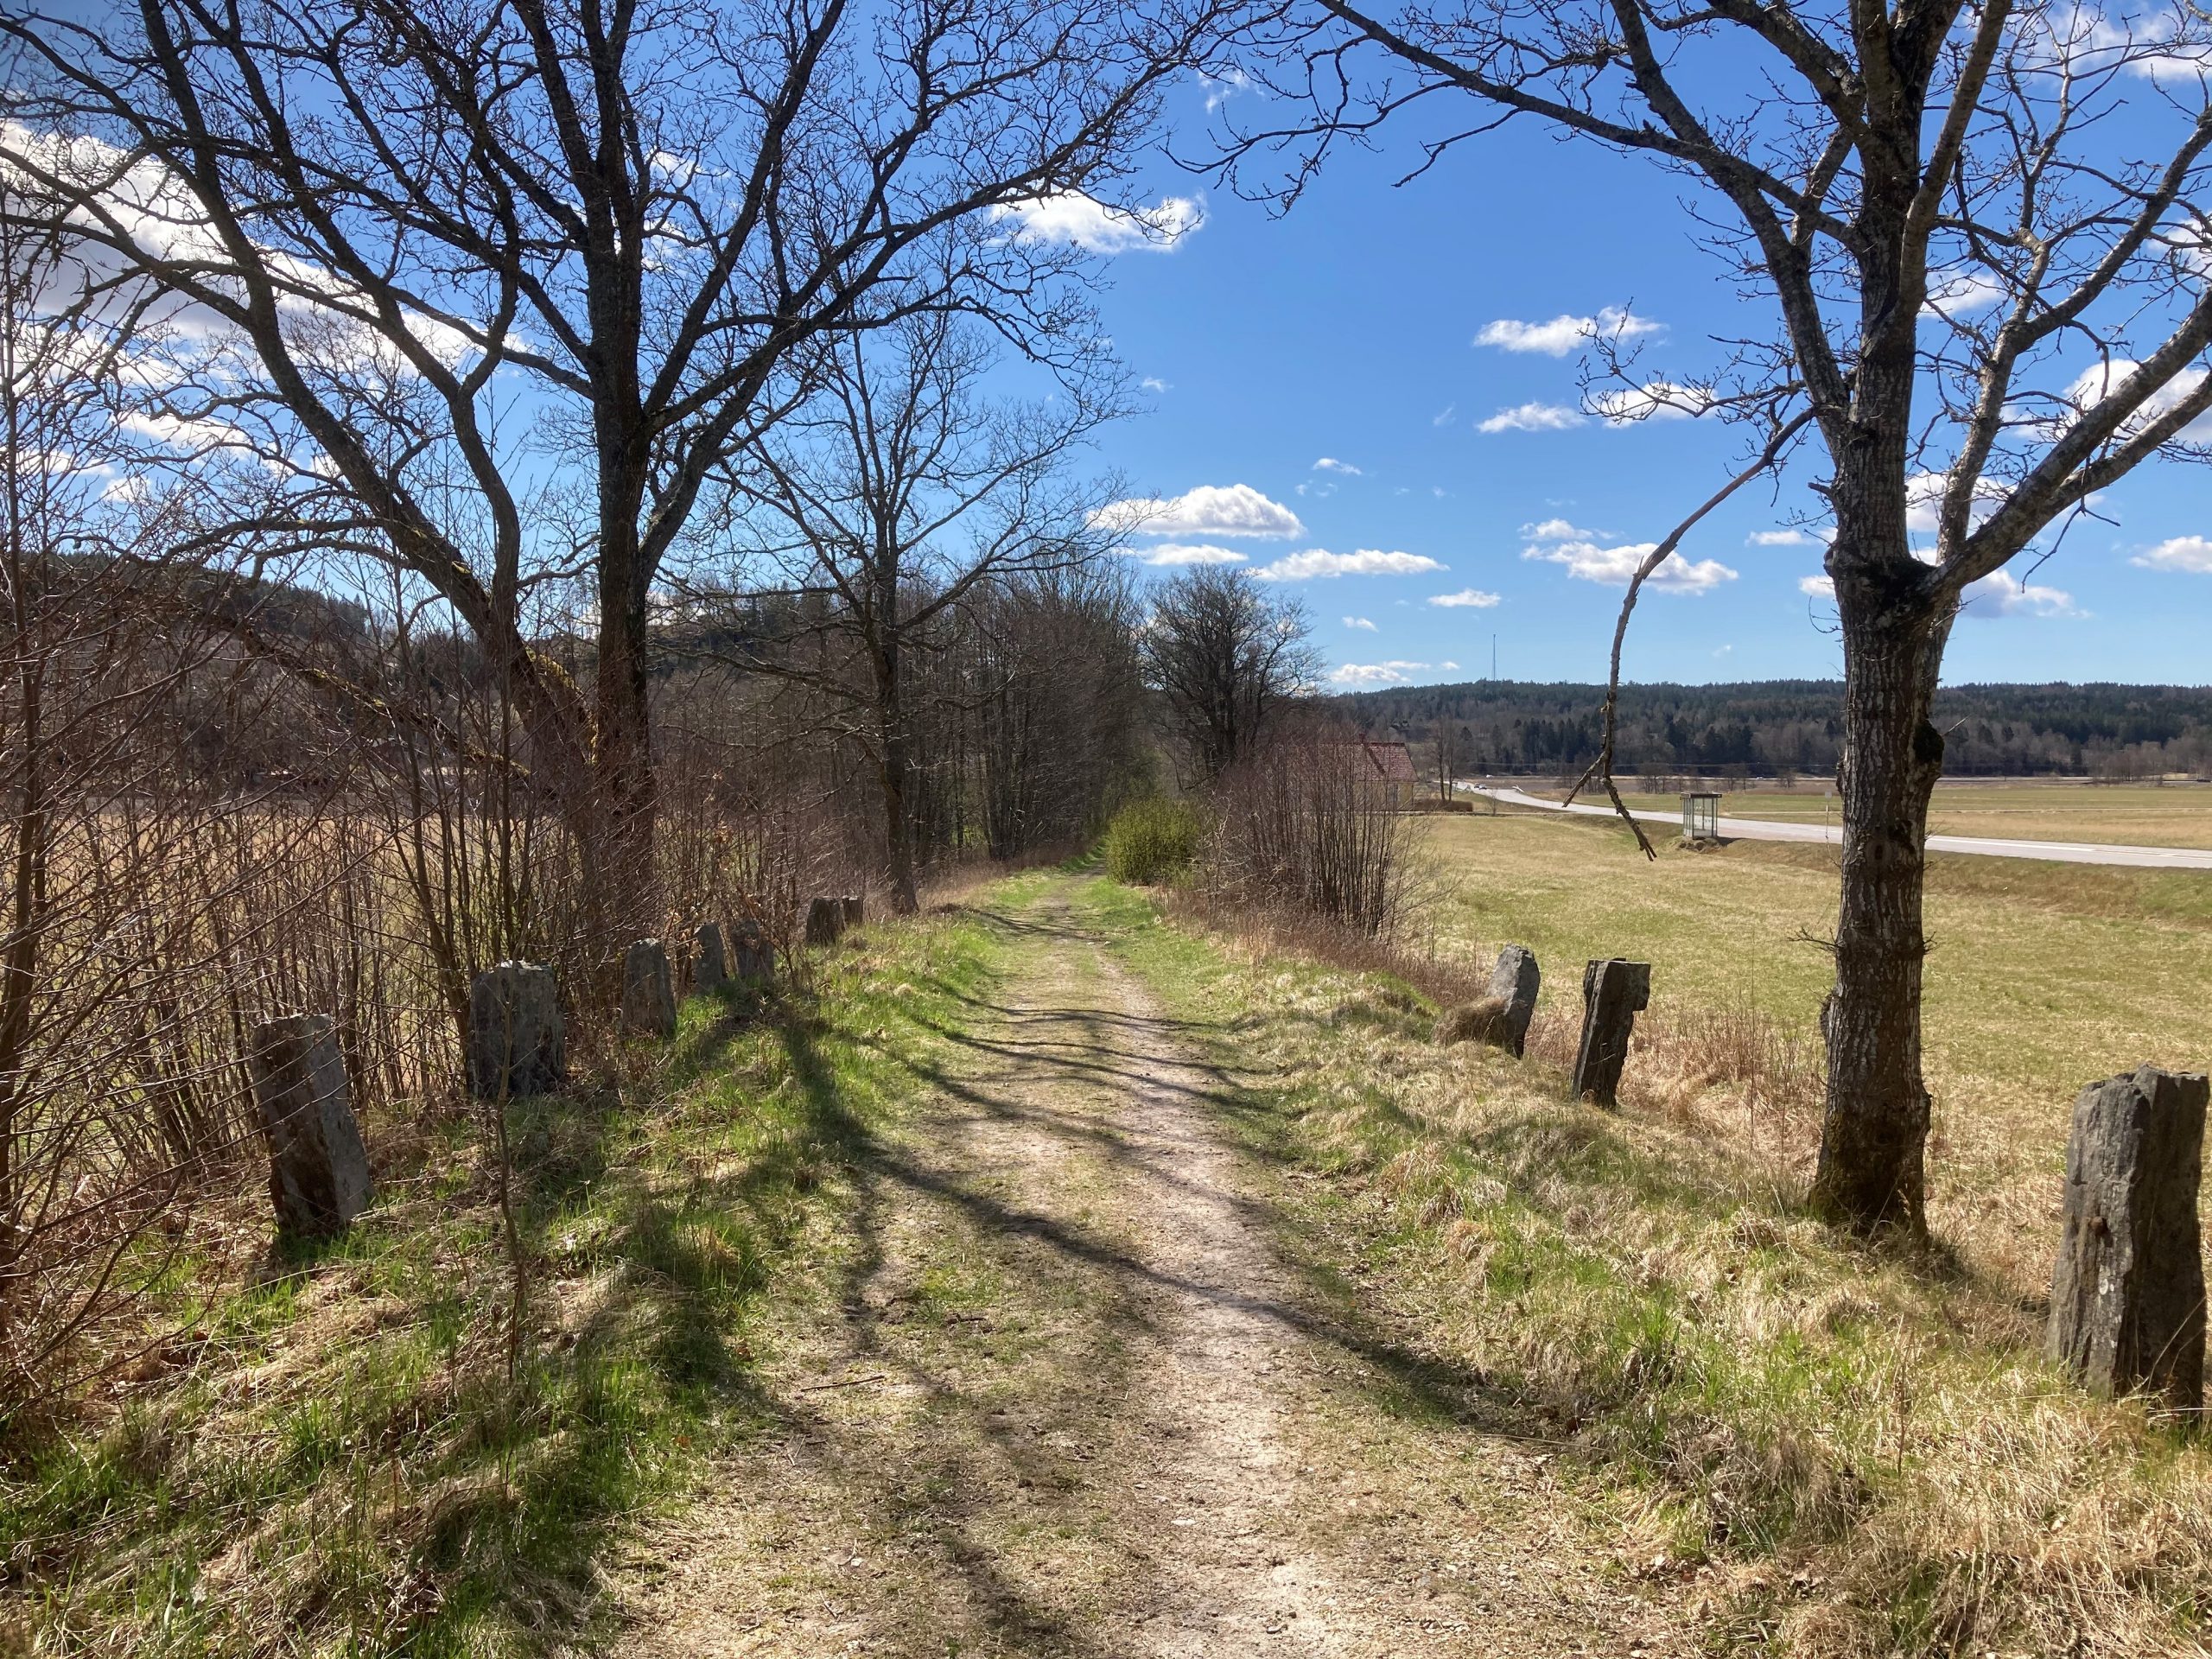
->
[[1487, 944, 1541, 1058], [247, 1014, 372, 1238], [469, 962, 564, 1099], [621, 938, 677, 1037], [842, 894, 865, 929], [1571, 958, 1650, 1108], [693, 921, 728, 995], [805, 896, 844, 946], [732, 918, 774, 983], [2046, 1065, 2209, 1410]]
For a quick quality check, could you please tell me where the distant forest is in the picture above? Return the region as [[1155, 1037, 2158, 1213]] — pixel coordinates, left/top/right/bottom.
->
[[1338, 680, 2212, 782]]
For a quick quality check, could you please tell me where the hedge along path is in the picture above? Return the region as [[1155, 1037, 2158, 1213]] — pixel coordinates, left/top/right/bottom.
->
[[608, 878, 1695, 1656]]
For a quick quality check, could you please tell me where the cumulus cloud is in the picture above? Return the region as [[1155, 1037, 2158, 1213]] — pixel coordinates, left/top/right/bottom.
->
[[1905, 469, 2007, 536], [1522, 537, 1738, 594], [1128, 542, 1246, 567], [1799, 574, 1836, 598], [1478, 402, 1585, 434], [2049, 359, 2212, 444], [1097, 483, 1304, 540], [1343, 615, 1377, 630], [1331, 660, 1442, 687], [1961, 569, 2082, 618], [2135, 535, 2212, 573], [1473, 306, 1664, 357], [1521, 517, 1594, 542], [1922, 269, 2008, 319], [1427, 588, 1502, 608], [989, 191, 1205, 255], [1749, 528, 1825, 547], [1255, 547, 1446, 581], [1313, 456, 1362, 475]]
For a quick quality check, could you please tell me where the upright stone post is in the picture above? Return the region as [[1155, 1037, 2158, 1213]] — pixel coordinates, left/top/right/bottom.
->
[[732, 918, 774, 983], [693, 921, 728, 995], [1571, 958, 1650, 1108], [247, 1014, 372, 1238], [1487, 944, 1541, 1059], [468, 962, 564, 1099], [621, 938, 677, 1037], [842, 894, 865, 929], [805, 896, 844, 946], [2046, 1065, 2209, 1410]]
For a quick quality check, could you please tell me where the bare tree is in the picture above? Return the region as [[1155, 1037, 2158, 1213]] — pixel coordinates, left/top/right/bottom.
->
[[1225, 0, 2212, 1233], [687, 308, 1125, 911], [1142, 563, 1319, 782], [3, 0, 1218, 933]]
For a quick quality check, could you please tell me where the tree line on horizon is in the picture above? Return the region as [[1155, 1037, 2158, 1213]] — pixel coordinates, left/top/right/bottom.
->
[[1343, 679, 2212, 784]]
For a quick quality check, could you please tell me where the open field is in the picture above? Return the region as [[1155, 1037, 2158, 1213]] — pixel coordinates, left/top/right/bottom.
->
[[1421, 812, 2212, 1291], [1523, 781, 2212, 849]]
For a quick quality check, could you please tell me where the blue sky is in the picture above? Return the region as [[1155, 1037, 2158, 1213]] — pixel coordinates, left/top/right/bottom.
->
[[1066, 92, 2212, 692]]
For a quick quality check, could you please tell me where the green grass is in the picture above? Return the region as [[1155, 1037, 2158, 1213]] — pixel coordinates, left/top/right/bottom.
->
[[0, 911, 1010, 1657], [1071, 869, 2212, 1657]]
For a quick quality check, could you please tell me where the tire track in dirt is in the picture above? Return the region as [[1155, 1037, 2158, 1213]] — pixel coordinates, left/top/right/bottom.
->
[[607, 884, 1694, 1656]]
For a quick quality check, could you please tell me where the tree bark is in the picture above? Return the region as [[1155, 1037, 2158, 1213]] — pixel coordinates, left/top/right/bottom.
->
[[1812, 552, 1953, 1235], [874, 632, 919, 915]]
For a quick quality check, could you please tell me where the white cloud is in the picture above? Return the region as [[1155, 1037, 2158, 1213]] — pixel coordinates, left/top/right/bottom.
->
[[1097, 483, 1304, 540], [1255, 547, 1447, 581], [2135, 535, 2212, 573], [1520, 517, 1594, 542], [1592, 380, 1708, 423], [1473, 306, 1664, 357], [1961, 569, 2082, 618], [1128, 542, 1247, 567], [1906, 469, 2007, 536], [1141, 376, 1171, 393], [2051, 359, 2212, 444], [1749, 528, 1824, 547], [1313, 456, 1362, 474], [989, 191, 1205, 255], [1343, 614, 1377, 630], [1432, 404, 1456, 427], [1522, 537, 1738, 594], [1799, 574, 1836, 598], [1428, 588, 1503, 608], [1478, 402, 1585, 434], [1922, 270, 2008, 319], [1331, 660, 1441, 687]]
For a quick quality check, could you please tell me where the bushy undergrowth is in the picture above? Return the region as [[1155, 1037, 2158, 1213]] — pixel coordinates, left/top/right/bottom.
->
[[0, 911, 1003, 1657], [1084, 873, 2212, 1658], [1102, 796, 1205, 885]]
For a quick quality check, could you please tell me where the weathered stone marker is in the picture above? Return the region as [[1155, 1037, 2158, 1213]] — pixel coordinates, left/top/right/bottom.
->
[[247, 1014, 372, 1237], [805, 896, 843, 946], [732, 918, 773, 982], [2046, 1065, 2210, 1411], [693, 921, 728, 994], [468, 962, 564, 1099], [1572, 958, 1650, 1108], [1488, 944, 1541, 1058], [621, 938, 677, 1037], [842, 894, 865, 929]]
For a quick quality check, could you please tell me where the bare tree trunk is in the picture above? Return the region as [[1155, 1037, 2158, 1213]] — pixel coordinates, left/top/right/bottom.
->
[[874, 636, 918, 915], [1813, 563, 1952, 1235]]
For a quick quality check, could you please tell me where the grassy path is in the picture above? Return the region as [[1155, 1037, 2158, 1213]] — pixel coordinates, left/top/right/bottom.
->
[[607, 875, 1692, 1656]]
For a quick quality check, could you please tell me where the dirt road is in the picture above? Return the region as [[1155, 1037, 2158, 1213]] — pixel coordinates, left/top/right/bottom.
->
[[609, 886, 1692, 1656]]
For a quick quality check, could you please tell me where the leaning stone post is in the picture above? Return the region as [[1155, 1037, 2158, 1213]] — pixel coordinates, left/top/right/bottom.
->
[[1571, 958, 1650, 1108], [693, 921, 728, 995], [1487, 944, 1541, 1058], [247, 1014, 372, 1238], [621, 938, 677, 1037], [805, 896, 844, 946], [468, 962, 564, 1099], [2046, 1065, 2209, 1410], [842, 894, 865, 929], [733, 918, 774, 983]]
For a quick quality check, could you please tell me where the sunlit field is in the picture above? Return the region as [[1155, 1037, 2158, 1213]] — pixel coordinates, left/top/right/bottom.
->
[[1422, 810, 2212, 1290], [1515, 779, 2212, 850]]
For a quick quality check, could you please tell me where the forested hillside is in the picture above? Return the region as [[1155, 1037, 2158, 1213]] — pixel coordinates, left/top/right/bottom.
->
[[1342, 679, 2212, 781]]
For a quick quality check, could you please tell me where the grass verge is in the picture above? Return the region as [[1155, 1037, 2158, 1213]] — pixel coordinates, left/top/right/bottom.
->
[[1073, 872, 2212, 1657], [0, 909, 1005, 1657]]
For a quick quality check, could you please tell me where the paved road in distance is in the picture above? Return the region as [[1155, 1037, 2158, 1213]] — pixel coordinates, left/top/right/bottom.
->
[[1465, 785, 2212, 872]]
